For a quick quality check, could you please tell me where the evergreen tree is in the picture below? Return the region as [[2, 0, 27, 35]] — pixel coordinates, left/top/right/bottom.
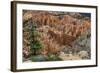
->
[[30, 21, 43, 55]]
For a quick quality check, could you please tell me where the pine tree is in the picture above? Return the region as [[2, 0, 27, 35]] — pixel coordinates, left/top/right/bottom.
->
[[30, 21, 43, 55]]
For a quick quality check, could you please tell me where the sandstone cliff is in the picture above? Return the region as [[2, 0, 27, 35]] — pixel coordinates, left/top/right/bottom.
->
[[23, 10, 91, 61]]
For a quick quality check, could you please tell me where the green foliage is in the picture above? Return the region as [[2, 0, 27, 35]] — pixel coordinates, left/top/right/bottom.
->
[[30, 40, 43, 50], [46, 54, 62, 61], [30, 54, 62, 62], [30, 55, 46, 62], [30, 22, 43, 55]]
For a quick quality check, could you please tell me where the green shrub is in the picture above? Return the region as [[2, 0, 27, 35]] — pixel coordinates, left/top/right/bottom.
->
[[30, 55, 47, 62], [30, 22, 43, 55]]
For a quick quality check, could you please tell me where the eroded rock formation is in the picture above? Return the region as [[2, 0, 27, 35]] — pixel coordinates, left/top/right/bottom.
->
[[23, 11, 91, 59]]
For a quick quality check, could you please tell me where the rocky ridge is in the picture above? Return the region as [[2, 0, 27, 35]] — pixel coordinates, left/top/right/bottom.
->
[[23, 10, 91, 61]]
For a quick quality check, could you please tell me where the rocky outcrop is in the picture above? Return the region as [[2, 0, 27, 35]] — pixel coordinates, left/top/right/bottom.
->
[[23, 11, 91, 59]]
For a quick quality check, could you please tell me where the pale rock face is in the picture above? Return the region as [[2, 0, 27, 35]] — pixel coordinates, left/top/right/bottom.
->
[[59, 51, 81, 60], [23, 11, 32, 22], [78, 50, 89, 58]]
